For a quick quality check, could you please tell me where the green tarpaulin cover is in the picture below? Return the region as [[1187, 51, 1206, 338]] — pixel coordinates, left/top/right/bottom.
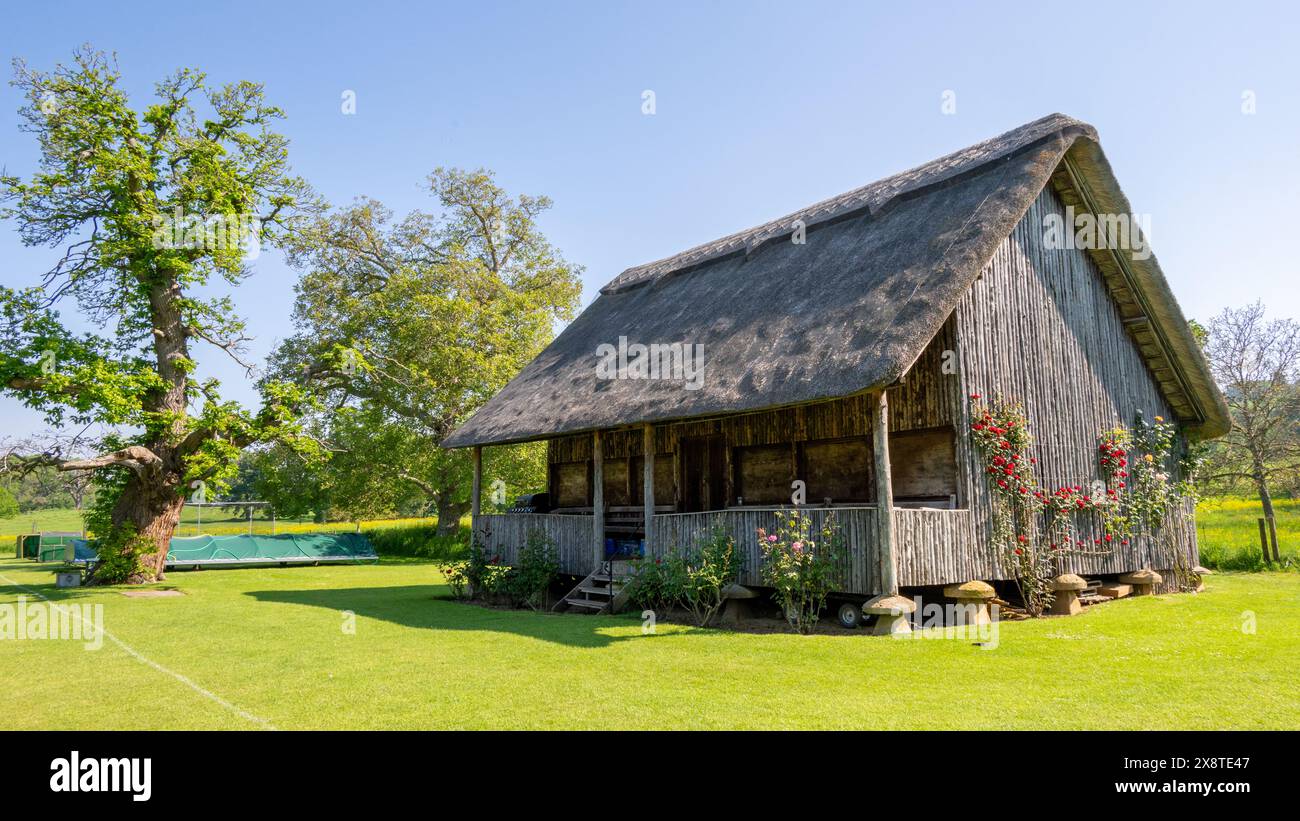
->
[[36, 532, 377, 566]]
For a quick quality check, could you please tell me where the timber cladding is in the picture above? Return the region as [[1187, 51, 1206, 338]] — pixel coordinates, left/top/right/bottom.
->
[[552, 462, 589, 508], [602, 459, 631, 506], [801, 438, 872, 503], [953, 182, 1197, 577], [889, 427, 958, 501]]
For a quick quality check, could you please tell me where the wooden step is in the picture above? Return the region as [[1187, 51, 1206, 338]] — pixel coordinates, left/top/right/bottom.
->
[[565, 598, 608, 610], [553, 562, 632, 614], [1096, 583, 1132, 599]]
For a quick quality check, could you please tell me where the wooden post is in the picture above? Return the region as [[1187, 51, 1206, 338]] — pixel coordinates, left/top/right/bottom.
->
[[872, 391, 897, 595], [1258, 518, 1269, 562], [471, 446, 482, 520], [593, 431, 605, 567], [643, 423, 655, 552]]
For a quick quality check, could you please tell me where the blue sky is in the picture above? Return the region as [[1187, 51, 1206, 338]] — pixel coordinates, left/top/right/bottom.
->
[[2, 0, 1298, 437]]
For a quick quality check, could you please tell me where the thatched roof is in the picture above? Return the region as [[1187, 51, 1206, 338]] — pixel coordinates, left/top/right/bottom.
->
[[444, 114, 1229, 448]]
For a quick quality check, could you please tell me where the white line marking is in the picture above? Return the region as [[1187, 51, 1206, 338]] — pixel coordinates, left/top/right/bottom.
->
[[0, 572, 275, 730]]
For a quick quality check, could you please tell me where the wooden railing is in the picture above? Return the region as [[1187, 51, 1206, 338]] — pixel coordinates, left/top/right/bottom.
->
[[472, 503, 1190, 597], [646, 506, 881, 594], [893, 507, 982, 586], [473, 513, 596, 576]]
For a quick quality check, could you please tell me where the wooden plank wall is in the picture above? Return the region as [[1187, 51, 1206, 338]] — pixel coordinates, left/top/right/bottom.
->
[[473, 513, 594, 576], [473, 505, 1014, 595], [648, 506, 879, 595], [953, 182, 1199, 578], [894, 508, 985, 586]]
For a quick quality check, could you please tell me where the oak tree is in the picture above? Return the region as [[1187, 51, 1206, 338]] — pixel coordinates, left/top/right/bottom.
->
[[274, 169, 581, 533], [0, 48, 320, 582]]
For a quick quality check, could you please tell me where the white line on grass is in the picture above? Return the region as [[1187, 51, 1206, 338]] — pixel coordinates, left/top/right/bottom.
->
[[0, 572, 276, 730]]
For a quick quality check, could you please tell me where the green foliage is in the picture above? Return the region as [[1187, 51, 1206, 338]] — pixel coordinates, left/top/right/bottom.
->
[[465, 539, 495, 594], [0, 487, 18, 519], [625, 556, 683, 613], [0, 465, 94, 512], [505, 530, 560, 610], [1127, 413, 1181, 529], [363, 523, 468, 560], [438, 560, 470, 599], [241, 443, 334, 522], [627, 525, 742, 627], [477, 565, 513, 598], [81, 469, 148, 583], [270, 168, 581, 529], [678, 527, 742, 627], [459, 530, 558, 610], [757, 510, 843, 634]]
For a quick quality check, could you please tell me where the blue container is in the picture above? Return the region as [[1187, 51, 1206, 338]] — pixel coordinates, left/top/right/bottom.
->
[[604, 537, 645, 560]]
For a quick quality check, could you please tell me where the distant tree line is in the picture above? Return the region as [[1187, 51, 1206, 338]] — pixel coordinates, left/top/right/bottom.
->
[[0, 464, 94, 513]]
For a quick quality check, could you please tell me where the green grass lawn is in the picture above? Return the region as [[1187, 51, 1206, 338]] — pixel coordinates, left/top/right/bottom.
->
[[0, 507, 87, 537], [1196, 498, 1298, 570], [1, 556, 1296, 729]]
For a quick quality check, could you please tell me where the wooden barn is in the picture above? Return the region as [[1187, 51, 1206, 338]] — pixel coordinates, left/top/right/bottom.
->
[[441, 113, 1230, 617]]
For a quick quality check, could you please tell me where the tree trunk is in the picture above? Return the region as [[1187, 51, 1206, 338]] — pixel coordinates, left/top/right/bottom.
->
[[107, 475, 185, 584], [1250, 454, 1279, 560], [435, 495, 469, 536]]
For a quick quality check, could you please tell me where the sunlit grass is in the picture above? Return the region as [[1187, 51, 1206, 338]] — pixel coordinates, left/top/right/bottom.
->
[[0, 557, 1295, 729], [1196, 497, 1298, 571]]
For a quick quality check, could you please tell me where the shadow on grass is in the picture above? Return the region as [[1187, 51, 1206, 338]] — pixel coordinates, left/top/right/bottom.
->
[[0, 560, 114, 602], [246, 584, 672, 648]]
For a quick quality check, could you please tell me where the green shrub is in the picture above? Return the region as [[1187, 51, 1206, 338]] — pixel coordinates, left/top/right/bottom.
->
[[478, 564, 512, 598], [626, 524, 743, 627], [465, 538, 496, 593], [364, 523, 469, 559], [506, 530, 560, 610], [625, 556, 681, 612], [757, 510, 843, 634], [458, 531, 557, 609], [438, 560, 470, 599], [679, 526, 743, 626], [0, 487, 17, 520]]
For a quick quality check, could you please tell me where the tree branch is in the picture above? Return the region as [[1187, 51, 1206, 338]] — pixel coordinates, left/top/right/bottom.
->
[[58, 445, 163, 478]]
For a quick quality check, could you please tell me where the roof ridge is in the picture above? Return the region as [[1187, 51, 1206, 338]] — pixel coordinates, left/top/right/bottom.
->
[[601, 113, 1093, 294]]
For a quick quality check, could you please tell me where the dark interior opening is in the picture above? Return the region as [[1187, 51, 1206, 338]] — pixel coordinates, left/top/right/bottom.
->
[[679, 435, 726, 512]]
